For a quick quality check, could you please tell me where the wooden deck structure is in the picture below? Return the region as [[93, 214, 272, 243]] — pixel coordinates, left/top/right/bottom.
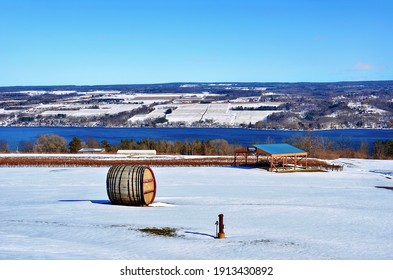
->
[[234, 144, 308, 172]]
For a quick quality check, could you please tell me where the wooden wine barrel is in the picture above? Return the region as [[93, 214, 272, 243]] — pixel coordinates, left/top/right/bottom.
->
[[106, 165, 156, 206]]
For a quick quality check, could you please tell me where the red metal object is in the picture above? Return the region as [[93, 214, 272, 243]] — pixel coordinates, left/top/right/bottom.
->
[[217, 213, 225, 239]]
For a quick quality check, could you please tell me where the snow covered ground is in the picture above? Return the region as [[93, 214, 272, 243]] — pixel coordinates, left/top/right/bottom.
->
[[0, 159, 392, 260], [130, 103, 281, 125], [41, 104, 141, 117]]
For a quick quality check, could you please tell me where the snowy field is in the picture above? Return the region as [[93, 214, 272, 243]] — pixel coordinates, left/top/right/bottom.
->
[[131, 103, 281, 125], [41, 104, 141, 117], [0, 159, 393, 260]]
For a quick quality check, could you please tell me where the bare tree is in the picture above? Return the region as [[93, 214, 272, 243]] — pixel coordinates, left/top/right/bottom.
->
[[34, 134, 68, 153], [0, 140, 9, 153], [18, 140, 35, 153], [86, 137, 101, 148]]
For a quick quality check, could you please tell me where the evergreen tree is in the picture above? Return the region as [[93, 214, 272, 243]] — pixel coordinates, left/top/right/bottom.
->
[[69, 136, 82, 153], [101, 140, 112, 152]]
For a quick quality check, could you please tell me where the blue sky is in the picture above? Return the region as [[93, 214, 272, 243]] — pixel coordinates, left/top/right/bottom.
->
[[0, 0, 392, 86]]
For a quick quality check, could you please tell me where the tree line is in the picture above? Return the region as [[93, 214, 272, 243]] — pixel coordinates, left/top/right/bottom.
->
[[1, 133, 393, 159], [0, 134, 239, 156]]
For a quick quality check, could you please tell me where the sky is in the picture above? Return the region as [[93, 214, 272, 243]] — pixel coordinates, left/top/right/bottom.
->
[[0, 0, 392, 86]]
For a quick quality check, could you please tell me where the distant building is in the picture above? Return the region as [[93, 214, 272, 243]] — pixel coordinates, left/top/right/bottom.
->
[[78, 148, 105, 153]]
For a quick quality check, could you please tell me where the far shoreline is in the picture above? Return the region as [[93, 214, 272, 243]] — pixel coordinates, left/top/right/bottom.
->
[[1, 125, 392, 131]]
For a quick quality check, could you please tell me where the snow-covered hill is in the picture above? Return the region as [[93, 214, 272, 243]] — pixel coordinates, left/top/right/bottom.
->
[[0, 159, 392, 259]]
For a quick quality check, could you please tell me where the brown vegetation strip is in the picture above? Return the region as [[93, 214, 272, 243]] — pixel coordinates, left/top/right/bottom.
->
[[0, 157, 234, 167], [0, 156, 337, 169]]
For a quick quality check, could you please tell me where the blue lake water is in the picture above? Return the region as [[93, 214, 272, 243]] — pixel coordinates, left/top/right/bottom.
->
[[0, 127, 392, 151]]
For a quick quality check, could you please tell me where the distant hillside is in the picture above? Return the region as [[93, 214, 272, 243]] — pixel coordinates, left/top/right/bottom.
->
[[2, 80, 393, 93], [1, 81, 392, 129]]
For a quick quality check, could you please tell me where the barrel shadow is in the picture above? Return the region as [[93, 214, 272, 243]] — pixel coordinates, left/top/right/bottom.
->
[[375, 186, 393, 191], [58, 199, 112, 205]]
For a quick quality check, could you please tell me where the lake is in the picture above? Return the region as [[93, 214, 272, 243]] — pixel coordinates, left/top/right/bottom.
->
[[1, 127, 392, 151]]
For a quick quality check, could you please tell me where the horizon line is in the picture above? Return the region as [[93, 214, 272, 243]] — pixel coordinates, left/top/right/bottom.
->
[[1, 79, 393, 89]]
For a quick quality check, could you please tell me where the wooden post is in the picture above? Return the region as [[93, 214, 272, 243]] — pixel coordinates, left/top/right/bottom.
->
[[270, 156, 273, 172], [306, 155, 308, 169], [294, 156, 297, 170]]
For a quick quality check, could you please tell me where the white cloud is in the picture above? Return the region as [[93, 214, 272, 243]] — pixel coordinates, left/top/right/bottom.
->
[[350, 63, 376, 71]]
